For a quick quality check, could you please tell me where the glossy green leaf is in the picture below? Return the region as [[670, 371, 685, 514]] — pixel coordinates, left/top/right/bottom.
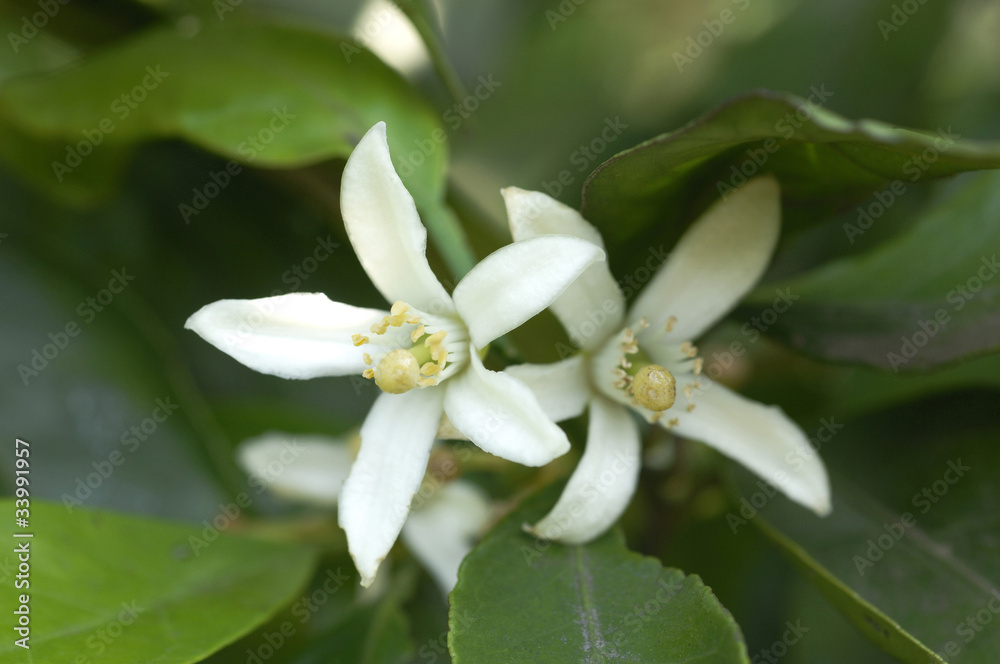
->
[[739, 171, 1000, 370], [731, 412, 1000, 663], [0, 500, 318, 663], [449, 485, 750, 663], [0, 19, 445, 209], [580, 90, 1000, 242]]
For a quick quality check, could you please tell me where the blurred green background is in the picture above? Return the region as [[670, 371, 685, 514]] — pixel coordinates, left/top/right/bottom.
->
[[2, 0, 999, 661]]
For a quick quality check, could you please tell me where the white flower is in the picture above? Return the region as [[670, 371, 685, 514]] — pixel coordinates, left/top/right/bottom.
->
[[237, 432, 491, 595], [501, 176, 831, 544], [185, 122, 604, 586]]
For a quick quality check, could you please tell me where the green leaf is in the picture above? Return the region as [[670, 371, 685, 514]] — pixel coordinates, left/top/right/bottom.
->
[[449, 485, 750, 663], [288, 560, 417, 664], [0, 500, 318, 663], [580, 90, 1000, 243], [739, 171, 1000, 370], [291, 599, 414, 664], [730, 410, 1000, 663], [0, 19, 446, 210]]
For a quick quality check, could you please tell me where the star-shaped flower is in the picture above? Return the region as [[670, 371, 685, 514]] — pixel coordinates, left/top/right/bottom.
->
[[499, 176, 831, 543], [185, 122, 604, 585], [238, 432, 492, 595]]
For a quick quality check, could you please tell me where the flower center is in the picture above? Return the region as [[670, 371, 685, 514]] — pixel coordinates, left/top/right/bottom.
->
[[373, 349, 421, 393], [352, 301, 455, 394], [632, 365, 676, 411], [611, 317, 703, 425]]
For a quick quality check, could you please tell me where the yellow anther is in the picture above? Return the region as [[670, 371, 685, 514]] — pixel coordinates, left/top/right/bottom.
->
[[363, 353, 372, 366], [420, 362, 442, 376], [680, 341, 698, 358], [362, 368, 374, 379], [417, 376, 438, 387], [693, 358, 704, 375], [620, 329, 639, 354], [638, 317, 650, 329], [686, 403, 696, 412], [667, 418, 679, 428], [373, 349, 421, 394], [410, 324, 426, 343], [390, 301, 409, 316], [620, 355, 632, 369], [665, 316, 677, 332], [370, 320, 389, 335], [631, 365, 677, 412], [425, 330, 448, 365], [352, 334, 369, 346], [683, 384, 695, 400], [651, 411, 664, 424]]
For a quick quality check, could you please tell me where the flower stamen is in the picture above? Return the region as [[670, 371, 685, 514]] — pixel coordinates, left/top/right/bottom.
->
[[360, 301, 456, 393]]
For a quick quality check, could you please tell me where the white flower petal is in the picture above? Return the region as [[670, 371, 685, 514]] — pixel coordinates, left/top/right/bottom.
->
[[631, 175, 781, 343], [401, 480, 492, 595], [669, 379, 831, 515], [444, 344, 571, 466], [451, 235, 605, 348], [338, 388, 445, 587], [589, 328, 639, 406], [502, 188, 625, 349], [527, 397, 641, 544], [340, 122, 454, 313], [503, 356, 589, 423], [236, 432, 353, 507], [185, 293, 385, 379]]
